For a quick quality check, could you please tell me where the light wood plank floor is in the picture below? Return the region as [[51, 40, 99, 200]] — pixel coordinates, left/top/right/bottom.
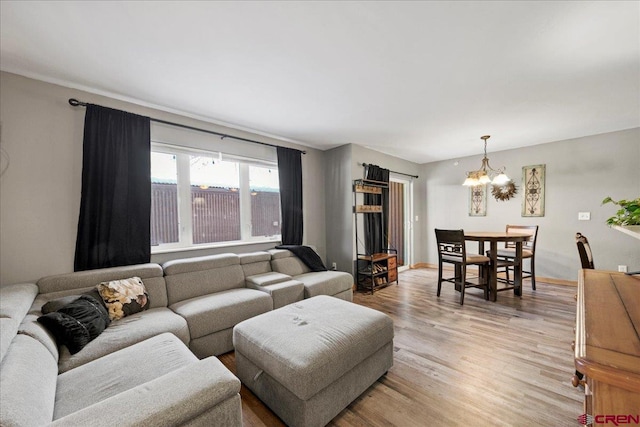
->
[[220, 268, 584, 427]]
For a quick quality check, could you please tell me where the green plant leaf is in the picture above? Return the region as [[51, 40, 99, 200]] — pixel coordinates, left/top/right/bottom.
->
[[602, 196, 640, 226]]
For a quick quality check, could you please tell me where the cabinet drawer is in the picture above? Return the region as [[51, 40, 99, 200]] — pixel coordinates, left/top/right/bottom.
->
[[388, 269, 398, 283], [388, 257, 397, 269]]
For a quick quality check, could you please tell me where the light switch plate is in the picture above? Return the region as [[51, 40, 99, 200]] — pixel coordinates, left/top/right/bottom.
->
[[578, 212, 591, 221]]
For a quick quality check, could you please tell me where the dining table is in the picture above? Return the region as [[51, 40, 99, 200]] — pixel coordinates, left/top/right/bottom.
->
[[464, 231, 532, 301]]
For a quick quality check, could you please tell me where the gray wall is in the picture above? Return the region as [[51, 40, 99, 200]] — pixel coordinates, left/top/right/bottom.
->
[[324, 143, 426, 276], [324, 144, 353, 273], [422, 128, 640, 281], [1, 70, 637, 285], [351, 144, 425, 264], [0, 72, 326, 284]]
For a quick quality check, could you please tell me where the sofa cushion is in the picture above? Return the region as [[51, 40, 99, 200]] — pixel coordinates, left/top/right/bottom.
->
[[54, 333, 198, 420], [0, 334, 58, 427], [57, 307, 189, 373], [18, 314, 59, 361], [163, 253, 240, 275], [239, 251, 273, 277], [0, 318, 18, 363], [170, 288, 272, 339], [37, 264, 168, 309], [275, 245, 327, 271], [246, 272, 292, 288], [0, 283, 39, 320], [269, 249, 311, 276], [51, 356, 241, 427], [163, 254, 246, 305], [295, 271, 354, 298], [38, 295, 111, 354], [249, 279, 305, 310]]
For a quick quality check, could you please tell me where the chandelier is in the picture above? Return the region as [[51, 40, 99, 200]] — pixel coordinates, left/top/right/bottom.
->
[[462, 135, 511, 186]]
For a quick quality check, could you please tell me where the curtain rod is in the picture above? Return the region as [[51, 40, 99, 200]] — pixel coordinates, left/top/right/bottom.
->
[[68, 98, 306, 155], [362, 162, 418, 179]]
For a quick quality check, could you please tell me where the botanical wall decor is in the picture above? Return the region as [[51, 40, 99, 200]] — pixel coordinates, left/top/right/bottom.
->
[[522, 164, 545, 217], [491, 182, 518, 201], [469, 184, 487, 216]]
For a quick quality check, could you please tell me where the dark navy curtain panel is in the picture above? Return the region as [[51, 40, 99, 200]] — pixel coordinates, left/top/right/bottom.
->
[[276, 146, 303, 245], [364, 164, 390, 255], [74, 104, 151, 271]]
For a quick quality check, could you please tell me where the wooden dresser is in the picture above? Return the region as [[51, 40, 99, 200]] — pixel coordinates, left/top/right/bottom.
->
[[573, 269, 640, 422]]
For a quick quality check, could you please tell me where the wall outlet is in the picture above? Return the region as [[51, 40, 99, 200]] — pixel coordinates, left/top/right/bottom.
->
[[578, 212, 591, 221], [331, 262, 337, 271], [618, 265, 628, 273]]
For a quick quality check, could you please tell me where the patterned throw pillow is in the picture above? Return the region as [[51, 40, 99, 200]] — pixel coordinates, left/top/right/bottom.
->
[[96, 277, 150, 321]]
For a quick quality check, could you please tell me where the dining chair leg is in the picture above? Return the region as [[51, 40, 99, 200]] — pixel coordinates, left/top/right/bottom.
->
[[459, 264, 466, 305], [437, 261, 443, 297], [530, 258, 536, 290], [483, 264, 490, 300]]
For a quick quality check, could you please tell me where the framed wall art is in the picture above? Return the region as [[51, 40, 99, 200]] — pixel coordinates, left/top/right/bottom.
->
[[522, 164, 545, 217], [469, 184, 487, 216]]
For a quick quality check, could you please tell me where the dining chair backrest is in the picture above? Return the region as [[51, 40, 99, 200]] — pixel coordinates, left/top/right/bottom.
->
[[505, 225, 538, 251], [435, 229, 466, 259], [576, 232, 594, 269]]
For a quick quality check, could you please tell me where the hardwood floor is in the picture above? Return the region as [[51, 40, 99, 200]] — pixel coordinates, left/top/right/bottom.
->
[[220, 268, 584, 426]]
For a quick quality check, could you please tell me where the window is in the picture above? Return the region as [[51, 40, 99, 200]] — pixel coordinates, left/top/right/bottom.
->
[[151, 144, 281, 250]]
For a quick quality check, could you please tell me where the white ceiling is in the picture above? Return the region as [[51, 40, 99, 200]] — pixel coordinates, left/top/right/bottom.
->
[[1, 1, 638, 163]]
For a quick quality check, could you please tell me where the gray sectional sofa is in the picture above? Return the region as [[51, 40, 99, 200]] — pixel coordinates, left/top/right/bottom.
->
[[0, 249, 353, 427]]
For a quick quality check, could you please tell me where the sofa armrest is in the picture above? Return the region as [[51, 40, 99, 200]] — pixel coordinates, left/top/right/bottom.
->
[[51, 357, 241, 426]]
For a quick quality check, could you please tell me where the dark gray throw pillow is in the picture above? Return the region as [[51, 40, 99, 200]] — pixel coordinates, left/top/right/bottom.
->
[[41, 289, 107, 314], [37, 294, 111, 354], [41, 295, 80, 314]]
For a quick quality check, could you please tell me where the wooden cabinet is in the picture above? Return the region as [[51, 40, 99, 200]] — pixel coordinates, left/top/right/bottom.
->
[[573, 270, 640, 423], [353, 179, 398, 294], [356, 252, 398, 293]]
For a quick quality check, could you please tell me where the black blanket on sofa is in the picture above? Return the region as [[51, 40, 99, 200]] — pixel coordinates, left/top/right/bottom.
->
[[275, 245, 327, 272]]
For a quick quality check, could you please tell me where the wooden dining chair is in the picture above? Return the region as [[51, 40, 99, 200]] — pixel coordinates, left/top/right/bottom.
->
[[575, 232, 594, 269], [435, 229, 490, 305], [495, 225, 539, 290]]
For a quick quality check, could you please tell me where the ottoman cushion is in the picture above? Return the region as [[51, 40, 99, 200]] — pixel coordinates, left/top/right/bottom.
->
[[233, 295, 394, 400]]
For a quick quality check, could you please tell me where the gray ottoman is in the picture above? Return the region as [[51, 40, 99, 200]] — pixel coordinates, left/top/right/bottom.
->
[[233, 295, 394, 427]]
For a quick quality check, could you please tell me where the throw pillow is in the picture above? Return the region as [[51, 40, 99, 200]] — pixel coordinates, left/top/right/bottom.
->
[[37, 294, 111, 354], [40, 289, 107, 314], [41, 295, 80, 314], [96, 277, 150, 321]]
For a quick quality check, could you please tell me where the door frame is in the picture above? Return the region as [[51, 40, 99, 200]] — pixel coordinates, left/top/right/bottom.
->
[[389, 174, 414, 271]]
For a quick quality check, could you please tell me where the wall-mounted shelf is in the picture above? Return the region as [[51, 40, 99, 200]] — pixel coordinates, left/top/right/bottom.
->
[[354, 205, 383, 213], [612, 225, 640, 241]]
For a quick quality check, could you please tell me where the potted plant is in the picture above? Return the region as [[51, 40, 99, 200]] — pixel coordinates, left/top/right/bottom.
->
[[602, 196, 640, 233]]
